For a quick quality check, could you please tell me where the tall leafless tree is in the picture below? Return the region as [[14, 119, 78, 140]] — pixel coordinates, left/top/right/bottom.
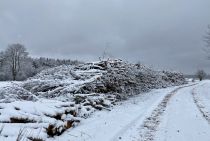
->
[[0, 52, 5, 67], [204, 25, 210, 59], [205, 25, 210, 46], [4, 44, 28, 80]]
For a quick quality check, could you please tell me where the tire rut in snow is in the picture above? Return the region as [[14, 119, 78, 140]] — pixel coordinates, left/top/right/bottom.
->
[[138, 84, 196, 141], [192, 87, 210, 125]]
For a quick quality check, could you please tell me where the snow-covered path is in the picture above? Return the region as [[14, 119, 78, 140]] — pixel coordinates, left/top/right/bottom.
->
[[155, 83, 210, 141], [55, 82, 210, 141], [54, 86, 179, 141]]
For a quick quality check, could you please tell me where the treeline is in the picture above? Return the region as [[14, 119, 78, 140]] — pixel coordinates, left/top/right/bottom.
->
[[0, 43, 82, 81]]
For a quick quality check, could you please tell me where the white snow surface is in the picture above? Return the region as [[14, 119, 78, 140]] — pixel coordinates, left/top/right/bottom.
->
[[52, 86, 178, 141], [1, 80, 210, 140], [155, 82, 210, 141], [53, 81, 210, 141]]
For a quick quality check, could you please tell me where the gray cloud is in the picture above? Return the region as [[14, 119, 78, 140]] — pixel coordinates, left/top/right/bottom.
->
[[0, 0, 210, 74]]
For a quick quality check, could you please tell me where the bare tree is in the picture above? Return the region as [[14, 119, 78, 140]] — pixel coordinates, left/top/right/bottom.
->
[[205, 25, 210, 46], [4, 44, 28, 80], [204, 25, 210, 59], [196, 69, 206, 81], [0, 51, 5, 67]]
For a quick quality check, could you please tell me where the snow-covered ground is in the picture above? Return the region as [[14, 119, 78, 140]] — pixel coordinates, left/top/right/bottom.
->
[[0, 68, 210, 141], [53, 81, 210, 141], [155, 82, 210, 141], [53, 86, 179, 141]]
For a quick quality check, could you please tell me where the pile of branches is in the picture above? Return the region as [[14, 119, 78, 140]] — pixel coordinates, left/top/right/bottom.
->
[[22, 59, 186, 100]]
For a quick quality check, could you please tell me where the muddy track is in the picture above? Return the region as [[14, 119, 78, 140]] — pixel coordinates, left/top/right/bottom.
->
[[138, 84, 197, 141], [192, 87, 210, 125]]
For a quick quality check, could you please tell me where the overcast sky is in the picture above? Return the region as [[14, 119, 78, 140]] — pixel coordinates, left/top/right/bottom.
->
[[0, 0, 210, 74]]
